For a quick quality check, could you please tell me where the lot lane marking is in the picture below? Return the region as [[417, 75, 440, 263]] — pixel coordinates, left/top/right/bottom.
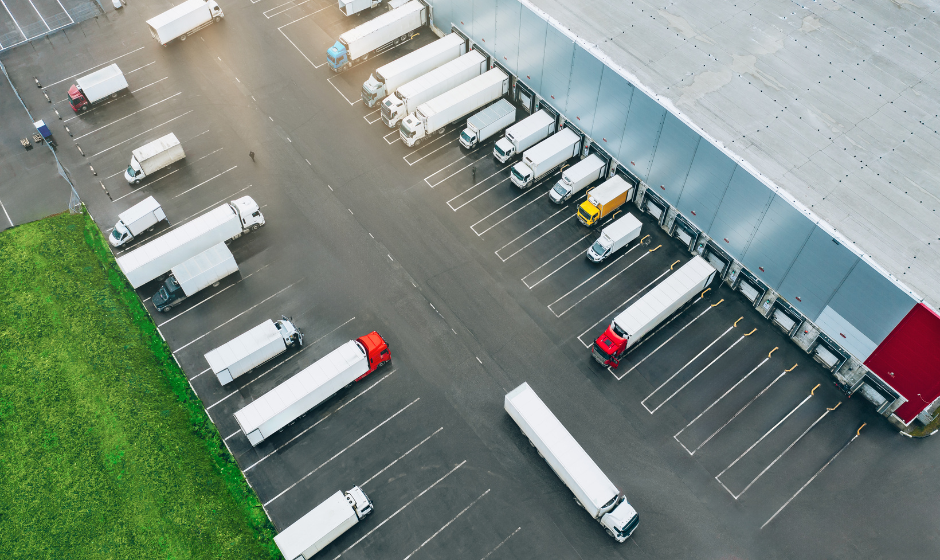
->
[[401, 130, 456, 162], [129, 76, 168, 94], [550, 247, 650, 318], [383, 129, 399, 143], [363, 108, 381, 124], [647, 334, 746, 414], [522, 234, 592, 289], [327, 75, 361, 105], [74, 92, 182, 140], [496, 211, 570, 262], [609, 300, 709, 376], [409, 139, 457, 168], [423, 150, 489, 185], [264, 0, 312, 18], [470, 187, 542, 236], [125, 61, 156, 75], [0, 0, 25, 40], [243, 366, 395, 473], [674, 356, 771, 452], [545, 243, 639, 309], [90, 110, 193, 160], [157, 263, 270, 326], [224, 429, 241, 440], [173, 166, 237, 198], [446, 170, 511, 209], [0, 198, 12, 226], [761, 424, 864, 529], [361, 426, 443, 488], [263, 398, 420, 506], [26, 0, 51, 30], [402, 489, 491, 560], [334, 460, 468, 559], [278, 8, 330, 69], [190, 367, 211, 381], [46, 46, 145, 87], [480, 527, 522, 560]]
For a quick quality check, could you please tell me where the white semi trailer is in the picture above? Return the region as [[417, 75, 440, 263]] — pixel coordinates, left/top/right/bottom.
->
[[458, 99, 516, 149], [146, 0, 224, 46], [205, 318, 303, 386], [510, 128, 582, 189], [493, 109, 555, 163], [399, 68, 509, 148], [327, 0, 427, 72], [151, 243, 238, 312], [361, 33, 466, 107], [116, 197, 264, 289], [274, 487, 373, 560], [504, 383, 640, 542], [109, 196, 167, 248], [380, 50, 487, 128], [548, 154, 607, 204]]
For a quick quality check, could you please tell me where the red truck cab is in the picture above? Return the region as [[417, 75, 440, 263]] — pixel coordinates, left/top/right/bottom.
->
[[593, 324, 629, 368], [67, 85, 89, 112], [355, 331, 391, 381]]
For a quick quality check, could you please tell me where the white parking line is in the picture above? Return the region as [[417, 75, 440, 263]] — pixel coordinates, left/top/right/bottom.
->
[[0, 0, 25, 40], [363, 108, 381, 124], [408, 139, 457, 167], [609, 299, 709, 375], [224, 429, 241, 441], [46, 47, 145, 87], [263, 398, 421, 506], [90, 110, 193, 159], [173, 166, 237, 198], [264, 0, 311, 18], [470, 186, 542, 236], [497, 211, 571, 262], [334, 460, 467, 559], [130, 76, 168, 94], [480, 527, 522, 560], [646, 334, 746, 415], [522, 234, 592, 289], [328, 75, 361, 105], [402, 489, 491, 560], [190, 367, 211, 381], [361, 426, 443, 487], [278, 8, 330, 69], [383, 129, 399, 143], [25, 0, 50, 30], [401, 132, 454, 162], [446, 170, 510, 210], [423, 153, 474, 182], [545, 244, 638, 307], [73, 93, 182, 140], [0, 198, 12, 226], [244, 365, 394, 473], [156, 264, 270, 326], [674, 356, 771, 452], [549, 247, 650, 318], [125, 61, 156, 75]]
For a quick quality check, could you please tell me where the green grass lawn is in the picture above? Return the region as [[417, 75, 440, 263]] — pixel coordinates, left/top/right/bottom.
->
[[0, 210, 279, 559]]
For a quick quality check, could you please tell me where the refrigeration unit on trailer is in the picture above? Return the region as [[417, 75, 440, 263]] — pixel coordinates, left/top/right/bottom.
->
[[67, 64, 129, 112], [274, 487, 373, 560], [151, 243, 238, 312], [234, 332, 391, 446], [549, 154, 606, 204], [327, 0, 427, 72], [361, 33, 466, 106], [146, 0, 224, 45], [116, 197, 264, 288], [510, 128, 581, 189], [124, 133, 186, 184], [577, 176, 635, 227], [586, 213, 642, 263], [205, 318, 303, 385], [458, 98, 516, 149], [493, 109, 556, 163], [380, 49, 487, 127], [109, 196, 167, 248], [504, 383, 639, 542], [592, 256, 716, 367], [399, 68, 509, 147]]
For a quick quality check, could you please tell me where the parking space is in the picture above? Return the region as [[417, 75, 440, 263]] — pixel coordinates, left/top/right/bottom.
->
[[0, 0, 98, 50]]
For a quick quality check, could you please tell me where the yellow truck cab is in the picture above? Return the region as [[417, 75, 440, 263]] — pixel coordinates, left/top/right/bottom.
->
[[577, 176, 634, 226]]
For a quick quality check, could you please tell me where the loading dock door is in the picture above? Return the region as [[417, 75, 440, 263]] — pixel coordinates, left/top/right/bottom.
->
[[739, 279, 760, 303], [772, 309, 796, 332], [705, 251, 727, 275], [676, 227, 692, 247], [814, 345, 839, 368]]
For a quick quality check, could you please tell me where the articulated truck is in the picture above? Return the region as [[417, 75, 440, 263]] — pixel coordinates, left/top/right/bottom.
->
[[124, 133, 186, 184], [109, 196, 167, 248], [493, 109, 555, 163], [205, 318, 303, 386], [510, 128, 581, 189], [327, 0, 427, 72], [505, 383, 639, 542], [147, 0, 223, 45], [400, 68, 509, 148], [549, 154, 606, 204], [275, 486, 373, 560], [577, 176, 634, 227], [234, 332, 391, 446], [361, 33, 465, 107], [151, 243, 238, 312], [593, 256, 717, 367], [67, 64, 128, 112], [459, 99, 516, 149], [381, 50, 487, 128], [116, 197, 264, 289]]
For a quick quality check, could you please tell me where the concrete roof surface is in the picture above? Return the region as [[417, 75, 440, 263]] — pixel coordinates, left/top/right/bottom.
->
[[530, 0, 940, 307]]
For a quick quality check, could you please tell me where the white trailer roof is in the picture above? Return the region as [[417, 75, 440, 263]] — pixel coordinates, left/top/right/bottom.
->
[[506, 383, 618, 514], [418, 68, 507, 118], [204, 320, 281, 374], [506, 109, 554, 139], [614, 256, 715, 337], [398, 50, 485, 99], [117, 196, 161, 226], [375, 33, 464, 83], [563, 154, 604, 182], [524, 128, 579, 163], [75, 64, 125, 90], [603, 212, 642, 241], [146, 0, 208, 30], [467, 98, 515, 129], [171, 243, 236, 293], [117, 205, 233, 274], [588, 176, 631, 206], [341, 0, 423, 44], [234, 341, 364, 434], [274, 491, 350, 559], [132, 133, 181, 162]]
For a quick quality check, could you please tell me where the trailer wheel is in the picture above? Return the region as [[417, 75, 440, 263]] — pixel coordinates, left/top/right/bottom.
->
[[214, 16, 221, 23], [413, 139, 421, 147], [400, 34, 407, 42], [111, 93, 118, 98], [180, 34, 186, 41]]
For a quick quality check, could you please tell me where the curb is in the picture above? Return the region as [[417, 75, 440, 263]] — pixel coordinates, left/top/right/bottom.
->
[[900, 429, 939, 439]]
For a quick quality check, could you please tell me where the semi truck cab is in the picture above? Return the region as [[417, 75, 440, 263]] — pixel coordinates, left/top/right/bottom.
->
[[275, 316, 303, 347], [593, 322, 629, 367], [346, 486, 374, 518], [152, 275, 185, 312], [67, 86, 90, 112], [231, 196, 265, 231], [600, 497, 640, 542], [362, 74, 386, 106], [382, 95, 406, 126], [110, 222, 134, 247], [399, 113, 424, 147], [578, 201, 601, 226], [510, 163, 533, 188], [493, 138, 515, 162], [355, 331, 391, 380], [328, 41, 349, 71]]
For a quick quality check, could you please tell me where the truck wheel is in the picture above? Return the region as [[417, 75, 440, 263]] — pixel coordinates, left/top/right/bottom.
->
[[413, 139, 421, 147], [400, 34, 407, 42], [214, 16, 221, 23], [180, 34, 186, 41], [251, 224, 260, 231], [81, 105, 88, 112]]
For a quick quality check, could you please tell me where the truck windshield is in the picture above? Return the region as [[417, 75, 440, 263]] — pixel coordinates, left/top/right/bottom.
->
[[460, 130, 473, 144], [612, 322, 628, 338], [511, 167, 527, 183], [111, 229, 125, 242], [578, 206, 594, 222], [400, 122, 415, 138], [69, 96, 82, 108], [127, 165, 137, 177], [590, 241, 607, 256], [494, 143, 506, 157], [552, 184, 568, 197]]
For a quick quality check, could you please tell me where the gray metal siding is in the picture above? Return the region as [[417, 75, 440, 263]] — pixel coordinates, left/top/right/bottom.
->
[[826, 263, 917, 344], [740, 195, 816, 289], [618, 90, 665, 181], [777, 228, 860, 320], [516, 7, 547, 92], [708, 167, 773, 260], [432, 0, 453, 31], [646, 113, 700, 206], [472, 0, 496, 50], [539, 25, 575, 113], [676, 140, 735, 232], [494, 0, 521, 75], [591, 67, 633, 157], [451, 1, 473, 35], [565, 47, 604, 135]]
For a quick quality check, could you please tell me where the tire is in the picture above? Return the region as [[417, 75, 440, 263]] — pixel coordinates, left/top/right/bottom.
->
[[413, 139, 421, 147], [180, 34, 186, 41], [400, 34, 407, 42], [134, 179, 140, 185], [213, 16, 221, 23], [250, 224, 260, 231]]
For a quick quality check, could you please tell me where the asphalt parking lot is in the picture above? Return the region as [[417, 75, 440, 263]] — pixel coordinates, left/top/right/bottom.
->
[[2, 2, 939, 558]]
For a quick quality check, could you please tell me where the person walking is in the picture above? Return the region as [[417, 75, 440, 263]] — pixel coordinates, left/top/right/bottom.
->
[[249, 151, 255, 162]]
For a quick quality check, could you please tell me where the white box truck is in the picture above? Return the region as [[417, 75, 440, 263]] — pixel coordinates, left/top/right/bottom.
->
[[593, 256, 717, 367], [327, 0, 427, 72], [274, 487, 373, 560], [116, 196, 264, 289], [124, 133, 186, 184], [109, 196, 167, 248], [205, 318, 303, 386], [151, 243, 238, 312], [400, 68, 509, 148], [459, 99, 516, 149], [493, 109, 555, 163], [361, 33, 465, 108], [549, 154, 607, 204], [234, 332, 391, 446], [586, 213, 642, 263], [339, 0, 382, 16], [67, 64, 129, 112], [380, 50, 486, 128], [510, 128, 582, 189], [505, 383, 639, 542], [147, 0, 223, 46]]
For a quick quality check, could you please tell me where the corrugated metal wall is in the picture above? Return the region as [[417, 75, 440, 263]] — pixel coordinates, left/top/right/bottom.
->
[[427, 0, 919, 361]]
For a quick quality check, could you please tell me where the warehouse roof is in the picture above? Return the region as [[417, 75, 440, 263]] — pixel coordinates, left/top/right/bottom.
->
[[528, 0, 940, 308]]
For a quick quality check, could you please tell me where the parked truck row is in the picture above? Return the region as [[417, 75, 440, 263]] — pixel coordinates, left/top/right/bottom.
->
[[362, 32, 466, 107], [328, 0, 426, 72]]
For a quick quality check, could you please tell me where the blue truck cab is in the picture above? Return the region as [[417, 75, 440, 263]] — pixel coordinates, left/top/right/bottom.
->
[[327, 41, 348, 72]]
